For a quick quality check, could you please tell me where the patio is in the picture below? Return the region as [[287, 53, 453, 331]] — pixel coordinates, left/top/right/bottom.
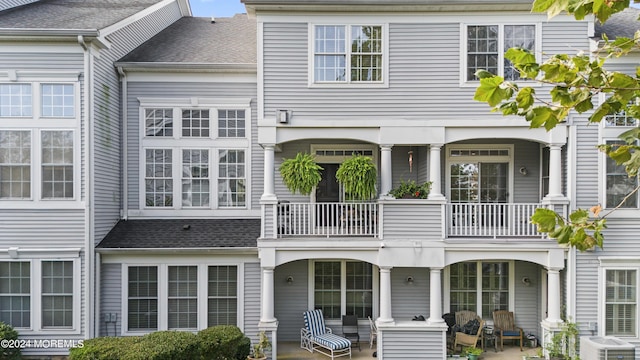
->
[[277, 341, 541, 359]]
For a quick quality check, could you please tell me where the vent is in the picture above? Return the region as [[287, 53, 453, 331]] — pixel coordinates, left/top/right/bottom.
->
[[580, 336, 635, 360]]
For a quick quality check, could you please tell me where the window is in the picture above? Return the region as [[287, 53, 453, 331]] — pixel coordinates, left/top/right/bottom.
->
[[0, 131, 31, 199], [41, 261, 73, 328], [218, 110, 245, 138], [168, 266, 197, 330], [0, 262, 30, 328], [145, 109, 173, 137], [605, 140, 637, 208], [605, 100, 638, 127], [41, 84, 74, 118], [605, 269, 637, 336], [182, 109, 209, 137], [182, 149, 209, 207], [127, 266, 158, 331], [466, 24, 536, 81], [218, 150, 245, 207], [314, 25, 383, 83], [313, 261, 373, 320], [208, 266, 237, 326], [448, 261, 511, 318], [41, 131, 73, 199], [145, 149, 173, 207], [0, 84, 32, 117]]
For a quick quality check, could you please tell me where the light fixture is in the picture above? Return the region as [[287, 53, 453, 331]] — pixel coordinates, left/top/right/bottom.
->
[[522, 277, 531, 286], [406, 276, 414, 285], [519, 166, 528, 176], [408, 150, 413, 173], [286, 275, 294, 284], [277, 109, 291, 124]]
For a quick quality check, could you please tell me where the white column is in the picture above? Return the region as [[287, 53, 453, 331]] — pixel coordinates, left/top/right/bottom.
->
[[262, 144, 276, 201], [427, 267, 444, 324], [380, 145, 393, 197], [379, 267, 394, 323], [260, 267, 277, 324], [428, 144, 445, 200], [546, 267, 562, 324], [547, 144, 564, 199]]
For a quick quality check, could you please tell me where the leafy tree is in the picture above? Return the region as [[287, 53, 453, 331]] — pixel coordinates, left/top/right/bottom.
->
[[474, 0, 640, 251]]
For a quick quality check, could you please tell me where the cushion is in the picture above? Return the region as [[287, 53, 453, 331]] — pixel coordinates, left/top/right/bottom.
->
[[314, 333, 352, 350], [502, 330, 521, 337], [463, 319, 480, 335]]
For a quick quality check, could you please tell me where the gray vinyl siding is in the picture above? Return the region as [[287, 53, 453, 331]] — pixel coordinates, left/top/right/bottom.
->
[[92, 2, 183, 243], [244, 262, 261, 342], [574, 118, 599, 209], [125, 81, 258, 211], [0, 209, 85, 247], [274, 260, 309, 341], [514, 261, 542, 339], [99, 263, 122, 337], [391, 267, 429, 321], [380, 329, 445, 359], [262, 20, 589, 122], [381, 202, 442, 240], [0, 51, 84, 70]]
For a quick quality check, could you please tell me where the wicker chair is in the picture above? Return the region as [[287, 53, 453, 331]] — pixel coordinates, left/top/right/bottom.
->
[[492, 310, 523, 351]]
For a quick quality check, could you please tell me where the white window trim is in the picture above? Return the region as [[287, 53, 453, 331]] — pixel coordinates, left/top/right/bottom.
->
[[600, 138, 639, 210], [459, 22, 542, 87], [308, 22, 389, 88], [443, 260, 516, 319], [445, 144, 515, 203], [121, 262, 244, 336], [0, 257, 81, 335], [598, 259, 640, 339], [307, 260, 379, 324]]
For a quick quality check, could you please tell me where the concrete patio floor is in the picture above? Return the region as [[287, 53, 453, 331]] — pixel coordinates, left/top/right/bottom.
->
[[277, 341, 541, 359]]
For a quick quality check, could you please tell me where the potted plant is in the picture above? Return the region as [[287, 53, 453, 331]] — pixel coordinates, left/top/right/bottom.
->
[[248, 331, 271, 360], [546, 320, 579, 360], [335, 154, 377, 200], [388, 179, 432, 199], [279, 152, 323, 195], [464, 346, 482, 360]]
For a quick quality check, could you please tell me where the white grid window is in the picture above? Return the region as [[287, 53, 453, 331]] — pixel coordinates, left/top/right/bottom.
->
[[0, 262, 31, 328], [218, 110, 245, 138], [41, 84, 74, 118], [41, 131, 73, 199], [145, 149, 173, 207], [0, 131, 31, 199], [605, 269, 637, 336], [181, 109, 209, 137], [346, 261, 373, 319], [313, 261, 373, 320], [128, 266, 158, 331], [145, 109, 173, 137], [207, 266, 237, 327], [41, 261, 73, 328], [168, 266, 197, 330], [605, 140, 638, 208], [448, 261, 510, 319], [450, 262, 478, 313], [503, 25, 535, 80], [314, 25, 383, 83], [0, 84, 32, 117], [182, 149, 209, 207], [218, 150, 245, 207], [314, 261, 341, 319]]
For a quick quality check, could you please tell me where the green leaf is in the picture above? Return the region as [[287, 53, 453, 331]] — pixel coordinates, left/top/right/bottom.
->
[[515, 87, 535, 110], [531, 208, 559, 232], [475, 70, 495, 79], [533, 0, 570, 18], [474, 76, 510, 107], [569, 209, 589, 224]]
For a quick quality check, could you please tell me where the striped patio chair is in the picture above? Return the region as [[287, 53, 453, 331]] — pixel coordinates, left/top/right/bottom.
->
[[301, 309, 352, 359]]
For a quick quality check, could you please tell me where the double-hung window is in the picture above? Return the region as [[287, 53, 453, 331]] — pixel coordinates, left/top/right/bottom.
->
[[447, 261, 511, 318], [605, 140, 638, 208], [312, 260, 374, 320], [603, 267, 637, 337], [313, 24, 385, 84], [465, 24, 537, 81]]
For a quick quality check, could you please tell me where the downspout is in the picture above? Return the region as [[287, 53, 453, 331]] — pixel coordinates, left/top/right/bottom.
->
[[78, 35, 95, 339], [117, 66, 128, 221]]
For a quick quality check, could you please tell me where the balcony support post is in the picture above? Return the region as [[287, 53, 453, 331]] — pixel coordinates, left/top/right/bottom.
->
[[379, 266, 394, 323], [380, 145, 393, 197], [428, 144, 445, 200], [260, 266, 277, 324], [261, 144, 276, 201], [544, 267, 563, 325], [545, 144, 565, 200], [427, 267, 444, 324]]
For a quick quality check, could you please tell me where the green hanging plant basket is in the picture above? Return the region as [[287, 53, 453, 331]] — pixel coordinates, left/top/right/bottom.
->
[[336, 154, 377, 201], [279, 152, 323, 195]]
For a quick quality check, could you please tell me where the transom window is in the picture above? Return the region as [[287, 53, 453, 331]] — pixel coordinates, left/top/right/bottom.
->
[[466, 24, 536, 81], [313, 261, 373, 320], [218, 110, 245, 138], [182, 109, 210, 137], [41, 84, 74, 118], [145, 109, 173, 137], [0, 84, 32, 117], [605, 140, 638, 208], [604, 101, 638, 127], [314, 25, 383, 83], [605, 269, 637, 336], [448, 261, 511, 319]]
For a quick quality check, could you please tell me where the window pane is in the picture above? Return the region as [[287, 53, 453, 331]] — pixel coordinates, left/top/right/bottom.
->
[[218, 109, 246, 138], [182, 149, 209, 207], [350, 26, 383, 82], [346, 262, 372, 318], [481, 262, 509, 317], [0, 131, 31, 199], [168, 266, 197, 329], [504, 25, 535, 80], [605, 269, 637, 336], [450, 262, 477, 313], [41, 84, 74, 117], [182, 109, 210, 137], [145, 149, 173, 207], [208, 266, 237, 326], [0, 262, 30, 328], [606, 141, 637, 208], [128, 266, 158, 331], [145, 109, 173, 136], [41, 131, 73, 199], [467, 25, 498, 80], [315, 25, 346, 82], [218, 150, 246, 207], [41, 261, 73, 328], [314, 261, 341, 319], [0, 84, 32, 117]]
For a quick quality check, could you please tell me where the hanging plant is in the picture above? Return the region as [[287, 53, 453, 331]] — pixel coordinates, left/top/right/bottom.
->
[[336, 154, 377, 200], [279, 152, 323, 195]]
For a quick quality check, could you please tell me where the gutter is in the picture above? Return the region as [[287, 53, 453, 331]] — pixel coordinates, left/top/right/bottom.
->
[[114, 62, 257, 72], [95, 247, 258, 255]]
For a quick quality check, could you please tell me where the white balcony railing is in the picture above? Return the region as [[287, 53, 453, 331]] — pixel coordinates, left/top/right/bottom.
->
[[447, 203, 540, 237], [277, 202, 378, 237]]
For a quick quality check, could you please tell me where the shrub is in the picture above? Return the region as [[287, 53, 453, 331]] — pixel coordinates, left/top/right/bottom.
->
[[198, 325, 250, 360], [0, 322, 21, 360], [134, 331, 200, 360], [69, 336, 141, 360]]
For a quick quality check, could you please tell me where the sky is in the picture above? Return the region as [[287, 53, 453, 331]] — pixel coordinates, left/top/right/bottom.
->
[[190, 0, 246, 18]]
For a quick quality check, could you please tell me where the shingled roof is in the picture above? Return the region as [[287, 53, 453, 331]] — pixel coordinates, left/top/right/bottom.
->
[[0, 0, 164, 31], [594, 7, 640, 40], [117, 15, 256, 66], [97, 218, 261, 249]]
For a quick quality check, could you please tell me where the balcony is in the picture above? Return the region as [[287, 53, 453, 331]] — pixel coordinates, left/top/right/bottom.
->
[[446, 203, 540, 238], [277, 202, 378, 237]]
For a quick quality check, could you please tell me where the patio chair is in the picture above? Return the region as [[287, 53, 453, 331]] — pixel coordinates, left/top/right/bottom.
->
[[301, 309, 352, 359], [451, 310, 483, 349], [453, 318, 485, 353], [493, 310, 524, 351], [367, 316, 377, 349], [341, 315, 360, 351]]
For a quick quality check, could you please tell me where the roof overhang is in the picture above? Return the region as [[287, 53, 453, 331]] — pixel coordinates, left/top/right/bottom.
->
[[115, 62, 257, 74], [96, 247, 258, 255]]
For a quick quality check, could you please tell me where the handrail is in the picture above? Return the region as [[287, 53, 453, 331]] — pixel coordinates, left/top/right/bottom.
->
[[277, 202, 378, 237]]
